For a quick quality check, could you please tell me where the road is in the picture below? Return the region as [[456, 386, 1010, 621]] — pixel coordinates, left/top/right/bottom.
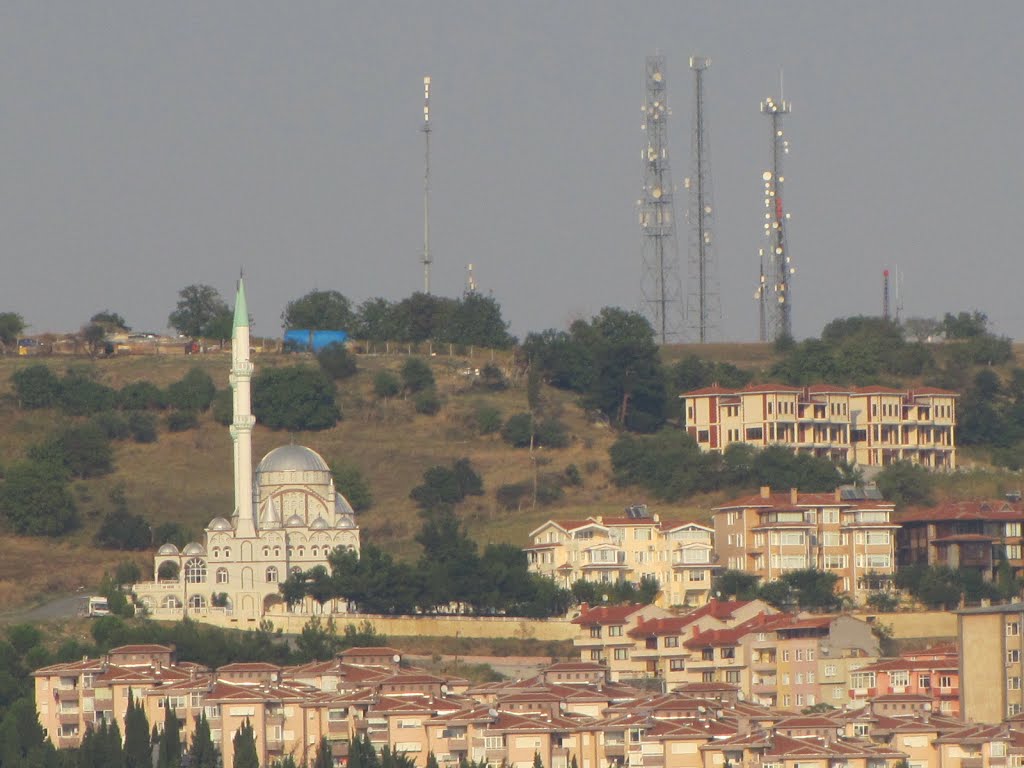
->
[[0, 594, 89, 625]]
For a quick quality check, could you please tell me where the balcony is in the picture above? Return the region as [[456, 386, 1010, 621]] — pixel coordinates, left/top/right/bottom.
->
[[55, 688, 81, 702], [266, 737, 284, 752], [57, 736, 80, 749], [447, 738, 468, 752], [330, 743, 350, 759], [328, 720, 349, 734], [58, 712, 81, 725], [960, 758, 983, 768], [485, 749, 508, 762], [604, 744, 625, 758]]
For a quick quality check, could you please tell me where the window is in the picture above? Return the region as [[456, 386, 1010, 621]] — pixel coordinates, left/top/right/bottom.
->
[[1010, 704, 1023, 717], [608, 626, 623, 637], [1008, 523, 1022, 537], [265, 566, 279, 583], [1009, 545, 1023, 560], [188, 594, 207, 609], [939, 675, 953, 689], [866, 555, 891, 569], [484, 737, 503, 750], [702, 648, 714, 661], [833, 687, 842, 700], [795, 673, 803, 684], [613, 649, 629, 661], [780, 532, 805, 546], [890, 671, 909, 688], [1009, 621, 1021, 637], [689, 570, 706, 582], [1010, 650, 1021, 664], [850, 672, 876, 689], [720, 647, 735, 660], [782, 695, 791, 707], [807, 649, 815, 661], [782, 650, 790, 662], [808, 672, 815, 683], [782, 674, 790, 685], [669, 659, 685, 671], [702, 671, 715, 682], [824, 665, 836, 678], [634, 528, 652, 541], [992, 742, 1008, 758], [184, 558, 207, 584], [697, 430, 709, 443], [865, 532, 890, 546], [919, 674, 931, 689], [590, 627, 602, 639], [853, 723, 869, 737], [590, 650, 602, 661], [216, 568, 229, 584], [665, 636, 679, 648], [725, 670, 741, 683], [824, 555, 847, 569], [1009, 677, 1021, 691], [795, 649, 805, 661]]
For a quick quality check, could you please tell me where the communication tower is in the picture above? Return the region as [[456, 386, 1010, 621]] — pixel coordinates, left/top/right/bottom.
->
[[685, 56, 721, 343], [639, 55, 683, 344], [760, 95, 794, 340], [754, 253, 768, 342], [883, 269, 890, 321], [465, 263, 477, 295], [421, 76, 432, 294]]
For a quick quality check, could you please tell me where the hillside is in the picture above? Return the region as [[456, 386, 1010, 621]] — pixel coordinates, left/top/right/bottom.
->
[[1, 340, 1022, 612]]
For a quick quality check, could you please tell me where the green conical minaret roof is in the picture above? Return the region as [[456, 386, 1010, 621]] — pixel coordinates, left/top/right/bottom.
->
[[233, 277, 249, 329]]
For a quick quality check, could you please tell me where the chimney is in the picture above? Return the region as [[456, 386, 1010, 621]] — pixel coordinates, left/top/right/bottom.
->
[[760, 486, 771, 499], [790, 488, 799, 505], [835, 488, 841, 502]]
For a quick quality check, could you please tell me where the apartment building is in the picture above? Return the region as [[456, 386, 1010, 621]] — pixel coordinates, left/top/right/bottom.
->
[[896, 500, 1024, 581], [527, 508, 716, 608], [680, 383, 957, 470], [847, 645, 960, 717], [570, 603, 671, 678], [959, 602, 1024, 723], [713, 485, 898, 604]]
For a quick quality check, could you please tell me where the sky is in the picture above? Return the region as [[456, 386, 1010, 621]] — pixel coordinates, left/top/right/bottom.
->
[[1, 1, 1022, 342]]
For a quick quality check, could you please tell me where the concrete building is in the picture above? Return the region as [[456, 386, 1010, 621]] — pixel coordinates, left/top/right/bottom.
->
[[847, 645, 960, 716], [131, 279, 360, 623], [527, 509, 716, 608], [958, 602, 1024, 722], [712, 485, 897, 604], [680, 383, 957, 470]]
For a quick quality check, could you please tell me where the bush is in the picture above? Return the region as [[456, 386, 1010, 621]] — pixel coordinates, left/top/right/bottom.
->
[[91, 411, 131, 440], [330, 464, 373, 512], [30, 423, 114, 479], [211, 389, 233, 425], [0, 460, 79, 536], [11, 365, 61, 409], [496, 481, 531, 511], [473, 403, 503, 435], [564, 464, 582, 486], [317, 343, 358, 380], [58, 368, 117, 416], [118, 380, 167, 410], [166, 368, 216, 412], [373, 370, 401, 399], [253, 365, 341, 431], [536, 418, 569, 448], [501, 413, 534, 447], [414, 389, 441, 415], [127, 411, 158, 443], [166, 409, 199, 432], [477, 363, 508, 391], [401, 358, 435, 394], [95, 509, 152, 550], [153, 522, 193, 549]]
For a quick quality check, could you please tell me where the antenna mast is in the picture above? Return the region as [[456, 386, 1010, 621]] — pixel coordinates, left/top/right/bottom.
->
[[639, 55, 683, 344], [422, 76, 432, 294], [686, 56, 721, 343], [755, 252, 767, 342], [760, 94, 794, 340]]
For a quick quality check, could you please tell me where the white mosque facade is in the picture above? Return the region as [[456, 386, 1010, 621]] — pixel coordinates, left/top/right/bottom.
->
[[132, 280, 359, 622]]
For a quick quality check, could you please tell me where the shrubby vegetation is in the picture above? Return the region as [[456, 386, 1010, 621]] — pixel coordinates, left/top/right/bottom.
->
[[713, 568, 844, 612], [167, 284, 233, 339], [252, 365, 340, 431], [330, 463, 373, 512]]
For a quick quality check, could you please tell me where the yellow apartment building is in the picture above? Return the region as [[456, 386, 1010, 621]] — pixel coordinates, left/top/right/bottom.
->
[[681, 383, 957, 470], [527, 508, 716, 608], [713, 485, 898, 604]]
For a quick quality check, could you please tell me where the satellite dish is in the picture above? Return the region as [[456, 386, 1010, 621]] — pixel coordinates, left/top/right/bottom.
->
[[488, 708, 498, 719], [441, 684, 449, 694], [652, 72, 663, 83], [651, 187, 663, 200], [393, 654, 401, 663]]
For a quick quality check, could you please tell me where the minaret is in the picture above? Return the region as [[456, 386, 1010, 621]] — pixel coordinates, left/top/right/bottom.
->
[[230, 278, 256, 538]]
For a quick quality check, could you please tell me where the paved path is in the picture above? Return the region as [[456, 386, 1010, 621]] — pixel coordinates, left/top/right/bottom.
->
[[0, 594, 89, 625]]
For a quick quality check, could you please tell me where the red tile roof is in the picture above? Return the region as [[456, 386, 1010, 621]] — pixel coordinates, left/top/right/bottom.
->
[[897, 500, 1024, 524], [571, 604, 647, 626]]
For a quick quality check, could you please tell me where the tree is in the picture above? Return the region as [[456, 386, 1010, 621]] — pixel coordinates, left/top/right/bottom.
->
[[0, 697, 55, 767], [119, 380, 167, 411], [30, 423, 114, 478], [609, 430, 718, 501], [443, 293, 515, 348], [95, 487, 151, 550], [373, 370, 401, 400], [11, 364, 61, 409], [875, 461, 935, 507], [401, 358, 435, 394], [58, 367, 117, 415], [942, 310, 989, 339], [313, 736, 333, 768], [168, 285, 232, 338], [187, 712, 218, 768], [0, 312, 26, 351], [166, 368, 216, 412], [331, 463, 373, 511], [91, 310, 130, 333], [232, 718, 259, 768], [252, 365, 341, 431], [902, 316, 942, 342], [157, 700, 182, 768], [0, 460, 79, 536], [318, 342, 358, 379], [282, 290, 356, 331], [712, 570, 760, 600], [81, 323, 109, 358], [124, 689, 151, 768]]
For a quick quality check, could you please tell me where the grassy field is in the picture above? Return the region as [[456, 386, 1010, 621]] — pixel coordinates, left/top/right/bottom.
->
[[1, 341, 1022, 612]]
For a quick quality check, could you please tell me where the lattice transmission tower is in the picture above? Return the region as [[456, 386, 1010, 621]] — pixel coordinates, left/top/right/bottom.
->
[[759, 95, 794, 340], [639, 55, 683, 344], [685, 56, 721, 343], [421, 76, 433, 294]]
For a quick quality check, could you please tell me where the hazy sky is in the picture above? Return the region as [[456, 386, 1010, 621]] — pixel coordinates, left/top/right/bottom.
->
[[2, 2, 1022, 342]]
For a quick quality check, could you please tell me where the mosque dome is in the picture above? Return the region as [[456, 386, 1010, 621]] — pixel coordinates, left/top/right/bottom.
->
[[256, 445, 330, 474], [207, 517, 232, 531], [157, 543, 180, 556], [182, 542, 206, 556], [285, 514, 305, 528], [309, 517, 331, 530]]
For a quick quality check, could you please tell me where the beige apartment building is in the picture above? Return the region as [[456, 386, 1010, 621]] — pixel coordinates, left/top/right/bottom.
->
[[959, 602, 1024, 723], [527, 508, 716, 608], [713, 485, 898, 604], [680, 383, 957, 470]]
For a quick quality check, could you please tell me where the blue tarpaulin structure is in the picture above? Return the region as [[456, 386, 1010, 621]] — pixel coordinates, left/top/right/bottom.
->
[[283, 329, 349, 352]]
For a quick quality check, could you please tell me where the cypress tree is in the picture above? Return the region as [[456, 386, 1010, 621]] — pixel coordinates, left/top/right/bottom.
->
[[425, 752, 440, 768], [188, 712, 219, 768], [313, 737, 332, 768], [157, 701, 181, 768], [532, 752, 544, 768], [124, 689, 152, 768], [232, 718, 259, 768]]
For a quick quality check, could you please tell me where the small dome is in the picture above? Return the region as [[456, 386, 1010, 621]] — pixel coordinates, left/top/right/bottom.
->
[[182, 542, 206, 556], [157, 543, 180, 556], [309, 517, 331, 530], [256, 445, 330, 474], [285, 514, 305, 527], [207, 517, 232, 531]]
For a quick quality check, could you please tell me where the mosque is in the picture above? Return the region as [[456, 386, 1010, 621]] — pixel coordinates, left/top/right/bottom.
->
[[131, 280, 360, 621]]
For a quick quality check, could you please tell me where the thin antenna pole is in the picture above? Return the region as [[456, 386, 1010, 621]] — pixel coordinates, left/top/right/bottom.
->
[[422, 76, 432, 294]]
